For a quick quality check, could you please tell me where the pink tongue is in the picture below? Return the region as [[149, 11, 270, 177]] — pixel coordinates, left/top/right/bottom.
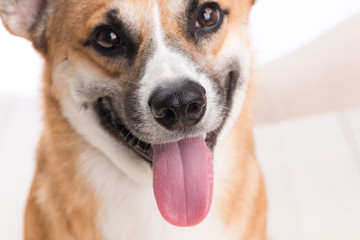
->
[[152, 136, 213, 227]]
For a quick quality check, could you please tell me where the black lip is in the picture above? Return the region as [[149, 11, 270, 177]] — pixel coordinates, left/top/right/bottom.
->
[[93, 97, 221, 165], [94, 97, 153, 164]]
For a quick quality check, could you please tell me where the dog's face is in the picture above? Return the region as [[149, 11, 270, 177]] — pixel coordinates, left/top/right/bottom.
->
[[39, 0, 253, 164], [1, 0, 254, 226]]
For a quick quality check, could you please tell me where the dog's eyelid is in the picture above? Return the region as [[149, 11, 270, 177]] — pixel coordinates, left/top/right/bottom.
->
[[94, 28, 122, 49], [85, 23, 139, 61], [187, 1, 225, 40]]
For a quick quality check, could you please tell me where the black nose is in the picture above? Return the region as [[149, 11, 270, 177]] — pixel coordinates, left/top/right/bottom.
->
[[148, 80, 207, 131]]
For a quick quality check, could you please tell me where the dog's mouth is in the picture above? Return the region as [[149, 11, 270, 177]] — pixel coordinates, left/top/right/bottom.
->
[[94, 97, 220, 165], [94, 97, 153, 163], [93, 96, 221, 227]]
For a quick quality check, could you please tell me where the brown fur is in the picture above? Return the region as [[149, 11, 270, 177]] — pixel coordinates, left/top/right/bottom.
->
[[214, 82, 267, 240], [25, 66, 102, 240]]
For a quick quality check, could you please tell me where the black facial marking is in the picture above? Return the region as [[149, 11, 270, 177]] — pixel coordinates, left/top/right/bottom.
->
[[225, 70, 240, 109], [187, 0, 200, 21], [83, 40, 90, 47], [94, 97, 153, 164], [87, 9, 139, 62], [205, 64, 241, 148], [105, 10, 132, 37]]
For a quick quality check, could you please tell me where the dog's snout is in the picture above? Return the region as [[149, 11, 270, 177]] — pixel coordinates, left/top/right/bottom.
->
[[148, 80, 207, 131]]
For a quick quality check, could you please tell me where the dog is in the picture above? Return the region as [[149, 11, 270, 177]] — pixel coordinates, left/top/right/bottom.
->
[[1, 0, 266, 239]]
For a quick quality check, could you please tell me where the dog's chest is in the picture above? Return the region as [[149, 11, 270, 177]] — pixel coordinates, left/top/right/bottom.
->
[[80, 151, 229, 240]]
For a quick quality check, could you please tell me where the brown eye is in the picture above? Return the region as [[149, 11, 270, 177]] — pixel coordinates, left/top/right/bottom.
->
[[95, 29, 121, 49], [196, 5, 220, 27]]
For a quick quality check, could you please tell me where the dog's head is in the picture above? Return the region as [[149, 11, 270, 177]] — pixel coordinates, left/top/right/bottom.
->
[[1, 0, 254, 226]]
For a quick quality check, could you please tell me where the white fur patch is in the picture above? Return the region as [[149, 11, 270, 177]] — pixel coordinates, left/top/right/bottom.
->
[[134, 4, 224, 144], [52, 59, 152, 184]]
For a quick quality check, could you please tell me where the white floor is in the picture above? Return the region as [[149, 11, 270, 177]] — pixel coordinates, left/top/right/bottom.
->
[[255, 108, 360, 240], [0, 95, 359, 240]]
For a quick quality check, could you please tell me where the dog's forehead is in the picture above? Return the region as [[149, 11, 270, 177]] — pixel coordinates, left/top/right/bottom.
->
[[62, 0, 251, 34], [79, 0, 187, 33]]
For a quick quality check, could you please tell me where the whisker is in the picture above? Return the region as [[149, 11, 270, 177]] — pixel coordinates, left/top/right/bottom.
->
[[119, 79, 141, 87]]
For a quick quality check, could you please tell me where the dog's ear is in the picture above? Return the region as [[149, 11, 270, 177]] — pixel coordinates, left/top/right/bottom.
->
[[0, 0, 48, 50]]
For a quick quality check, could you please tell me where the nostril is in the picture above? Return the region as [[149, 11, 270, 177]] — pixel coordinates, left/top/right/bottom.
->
[[151, 108, 165, 119], [187, 102, 202, 115], [161, 108, 176, 122], [156, 108, 177, 130], [186, 100, 206, 125]]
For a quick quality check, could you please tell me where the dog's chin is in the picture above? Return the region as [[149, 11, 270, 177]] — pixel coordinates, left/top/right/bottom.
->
[[93, 97, 220, 165]]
